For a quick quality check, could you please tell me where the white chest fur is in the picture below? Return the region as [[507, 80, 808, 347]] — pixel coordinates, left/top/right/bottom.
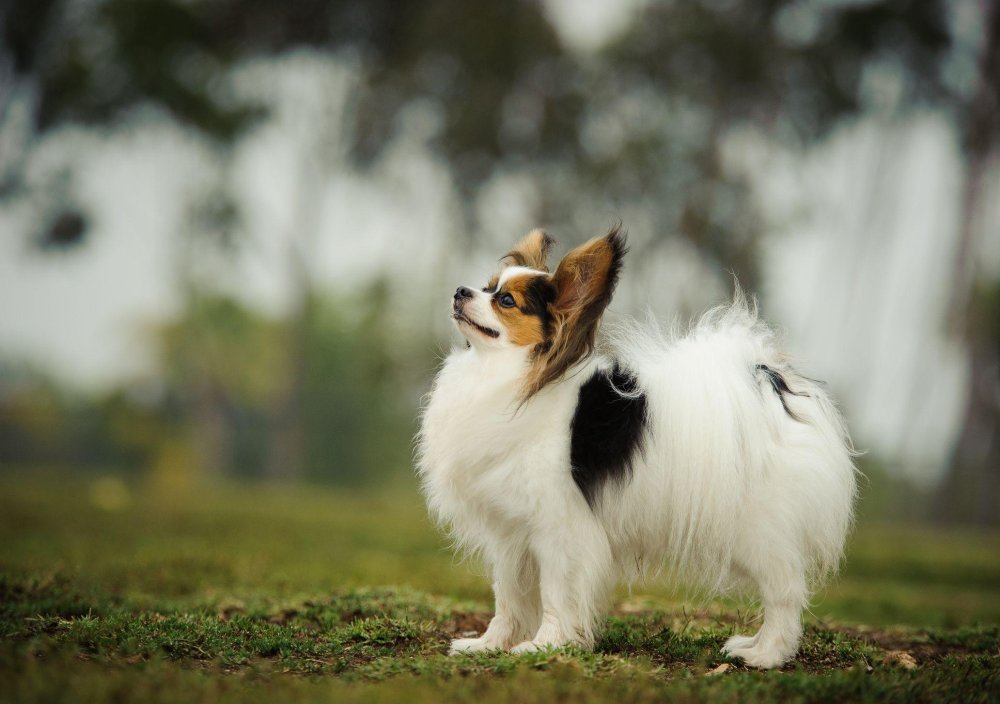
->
[[417, 347, 583, 537]]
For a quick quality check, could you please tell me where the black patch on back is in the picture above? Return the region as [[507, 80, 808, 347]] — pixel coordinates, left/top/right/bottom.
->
[[570, 364, 648, 508], [756, 364, 807, 421]]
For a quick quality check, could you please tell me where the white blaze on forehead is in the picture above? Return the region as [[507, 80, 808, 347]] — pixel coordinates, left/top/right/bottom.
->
[[496, 265, 547, 289]]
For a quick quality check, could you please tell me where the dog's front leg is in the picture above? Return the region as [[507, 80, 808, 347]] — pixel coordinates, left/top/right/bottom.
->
[[511, 520, 614, 653], [449, 546, 541, 654]]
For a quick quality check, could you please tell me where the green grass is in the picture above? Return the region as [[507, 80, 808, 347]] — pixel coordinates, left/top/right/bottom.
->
[[1, 471, 999, 702]]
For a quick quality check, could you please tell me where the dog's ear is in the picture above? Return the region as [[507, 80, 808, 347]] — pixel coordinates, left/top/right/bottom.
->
[[550, 226, 626, 320], [522, 226, 627, 400], [502, 229, 555, 272]]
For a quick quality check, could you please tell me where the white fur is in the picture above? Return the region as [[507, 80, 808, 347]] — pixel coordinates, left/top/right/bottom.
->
[[417, 290, 858, 668]]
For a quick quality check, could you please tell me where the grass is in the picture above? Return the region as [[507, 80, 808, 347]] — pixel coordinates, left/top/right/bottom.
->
[[1, 471, 999, 702]]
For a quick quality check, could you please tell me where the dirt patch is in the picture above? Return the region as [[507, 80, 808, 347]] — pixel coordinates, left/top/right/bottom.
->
[[839, 625, 984, 664], [442, 612, 492, 637]]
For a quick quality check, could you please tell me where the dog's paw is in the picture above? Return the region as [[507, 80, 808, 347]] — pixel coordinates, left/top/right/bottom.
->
[[448, 637, 502, 655], [510, 640, 547, 655], [723, 643, 790, 669], [721, 634, 757, 654]]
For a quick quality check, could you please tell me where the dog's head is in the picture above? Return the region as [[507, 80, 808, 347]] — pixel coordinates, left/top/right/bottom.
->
[[452, 226, 627, 399]]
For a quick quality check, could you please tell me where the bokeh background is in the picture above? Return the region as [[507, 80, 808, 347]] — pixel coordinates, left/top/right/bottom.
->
[[1, 0, 998, 530]]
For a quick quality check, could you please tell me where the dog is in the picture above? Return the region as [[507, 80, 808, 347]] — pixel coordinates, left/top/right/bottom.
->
[[416, 227, 857, 668]]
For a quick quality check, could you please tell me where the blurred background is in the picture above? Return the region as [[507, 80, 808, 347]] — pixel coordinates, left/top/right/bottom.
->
[[0, 0, 998, 528]]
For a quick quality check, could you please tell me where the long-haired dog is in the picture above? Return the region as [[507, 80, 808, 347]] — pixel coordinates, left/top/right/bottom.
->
[[417, 227, 857, 668]]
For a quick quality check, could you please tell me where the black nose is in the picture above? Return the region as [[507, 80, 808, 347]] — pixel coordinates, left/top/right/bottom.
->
[[454, 286, 473, 300]]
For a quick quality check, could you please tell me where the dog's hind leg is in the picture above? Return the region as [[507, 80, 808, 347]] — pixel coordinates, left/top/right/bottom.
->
[[722, 548, 808, 669]]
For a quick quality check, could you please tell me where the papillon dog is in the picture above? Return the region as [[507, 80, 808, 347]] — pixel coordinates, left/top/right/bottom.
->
[[417, 227, 857, 668]]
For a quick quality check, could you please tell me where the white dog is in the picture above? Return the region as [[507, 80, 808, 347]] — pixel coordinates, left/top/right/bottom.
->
[[417, 228, 857, 668]]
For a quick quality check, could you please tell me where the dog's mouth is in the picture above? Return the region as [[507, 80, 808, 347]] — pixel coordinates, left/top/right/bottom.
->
[[452, 311, 500, 339]]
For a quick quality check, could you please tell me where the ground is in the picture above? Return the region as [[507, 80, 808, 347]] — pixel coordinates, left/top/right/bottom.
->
[[1, 472, 998, 703]]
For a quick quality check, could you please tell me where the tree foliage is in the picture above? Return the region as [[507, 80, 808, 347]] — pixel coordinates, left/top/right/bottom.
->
[[5, 0, 997, 512]]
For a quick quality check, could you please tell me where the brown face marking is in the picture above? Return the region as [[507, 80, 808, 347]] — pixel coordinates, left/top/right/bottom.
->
[[490, 273, 556, 347]]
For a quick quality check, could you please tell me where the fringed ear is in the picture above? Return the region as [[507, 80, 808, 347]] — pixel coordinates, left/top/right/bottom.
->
[[522, 226, 627, 400], [502, 229, 555, 272], [551, 228, 625, 314]]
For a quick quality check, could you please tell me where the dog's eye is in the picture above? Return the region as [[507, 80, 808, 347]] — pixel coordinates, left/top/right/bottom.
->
[[498, 293, 516, 308]]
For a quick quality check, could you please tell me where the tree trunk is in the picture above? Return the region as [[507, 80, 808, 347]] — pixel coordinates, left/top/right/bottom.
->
[[938, 0, 1000, 526]]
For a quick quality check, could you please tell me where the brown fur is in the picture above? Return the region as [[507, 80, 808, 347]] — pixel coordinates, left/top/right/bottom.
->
[[503, 229, 554, 271], [492, 274, 550, 347], [487, 229, 555, 290], [520, 226, 627, 400]]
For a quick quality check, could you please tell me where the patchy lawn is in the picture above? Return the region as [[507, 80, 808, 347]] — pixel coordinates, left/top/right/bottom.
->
[[2, 473, 998, 702]]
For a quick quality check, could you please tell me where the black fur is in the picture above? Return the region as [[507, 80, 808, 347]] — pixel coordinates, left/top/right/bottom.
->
[[756, 364, 807, 421], [519, 276, 557, 335], [570, 364, 648, 508]]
